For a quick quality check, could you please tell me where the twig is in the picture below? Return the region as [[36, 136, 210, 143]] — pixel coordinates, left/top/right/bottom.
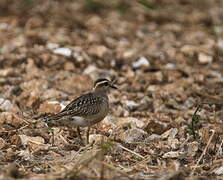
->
[[190, 129, 215, 176], [214, 138, 223, 161], [63, 149, 100, 179], [13, 114, 30, 125], [100, 161, 134, 180], [4, 124, 29, 133], [117, 143, 145, 160]]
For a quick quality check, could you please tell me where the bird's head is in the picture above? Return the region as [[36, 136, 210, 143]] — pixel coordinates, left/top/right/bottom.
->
[[93, 78, 117, 92]]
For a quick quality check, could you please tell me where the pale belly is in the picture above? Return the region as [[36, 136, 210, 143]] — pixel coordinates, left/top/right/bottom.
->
[[69, 103, 109, 127]]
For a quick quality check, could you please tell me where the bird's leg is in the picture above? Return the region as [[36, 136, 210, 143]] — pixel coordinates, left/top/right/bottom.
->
[[86, 126, 90, 144], [48, 126, 55, 146], [77, 127, 83, 143], [52, 129, 55, 145]]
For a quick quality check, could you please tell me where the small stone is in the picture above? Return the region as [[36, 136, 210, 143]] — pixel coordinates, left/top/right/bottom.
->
[[164, 63, 176, 70], [83, 65, 98, 75], [18, 135, 45, 146], [147, 85, 159, 92], [88, 45, 108, 57], [198, 53, 213, 64], [100, 115, 116, 129], [121, 128, 147, 143], [0, 68, 15, 77], [89, 134, 108, 145], [168, 138, 180, 150], [0, 23, 8, 30], [41, 89, 67, 100], [146, 134, 161, 141], [0, 98, 13, 111], [53, 47, 72, 57], [116, 117, 145, 129], [0, 112, 22, 126], [216, 39, 223, 55], [64, 62, 75, 71], [124, 100, 139, 111], [38, 101, 62, 113], [217, 39, 223, 49], [181, 45, 196, 56], [73, 48, 85, 62], [132, 56, 150, 68], [144, 120, 169, 135], [46, 42, 59, 50], [0, 137, 6, 149], [162, 151, 181, 158], [123, 49, 135, 58], [161, 128, 178, 139], [212, 166, 223, 175], [186, 142, 199, 157], [83, 65, 113, 80]]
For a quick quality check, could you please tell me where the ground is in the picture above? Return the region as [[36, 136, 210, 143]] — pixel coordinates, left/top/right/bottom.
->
[[0, 0, 223, 179]]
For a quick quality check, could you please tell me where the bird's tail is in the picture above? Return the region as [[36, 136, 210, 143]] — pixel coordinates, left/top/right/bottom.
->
[[42, 113, 64, 126]]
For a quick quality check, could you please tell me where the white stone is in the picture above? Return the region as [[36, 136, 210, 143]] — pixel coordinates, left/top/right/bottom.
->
[[186, 142, 199, 157], [0, 98, 13, 111], [46, 42, 59, 50], [53, 47, 72, 57], [198, 53, 213, 64], [116, 117, 145, 129], [122, 128, 147, 143], [124, 100, 139, 109], [161, 128, 178, 139], [132, 56, 150, 68], [89, 134, 108, 145], [83, 65, 97, 75], [146, 134, 161, 141], [163, 151, 181, 158], [212, 166, 223, 175], [217, 39, 223, 49], [164, 63, 176, 70], [48, 101, 66, 110], [0, 23, 8, 30]]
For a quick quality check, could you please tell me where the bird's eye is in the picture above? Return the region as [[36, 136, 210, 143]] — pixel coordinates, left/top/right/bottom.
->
[[104, 82, 109, 86]]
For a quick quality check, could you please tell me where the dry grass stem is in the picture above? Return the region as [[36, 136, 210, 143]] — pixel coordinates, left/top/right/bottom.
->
[[191, 129, 215, 176]]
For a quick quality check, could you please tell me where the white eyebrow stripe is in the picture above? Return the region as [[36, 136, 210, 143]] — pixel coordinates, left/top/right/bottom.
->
[[95, 80, 109, 87]]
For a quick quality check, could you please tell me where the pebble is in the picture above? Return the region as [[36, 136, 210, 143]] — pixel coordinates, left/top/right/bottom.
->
[[198, 53, 213, 64], [89, 134, 108, 145], [116, 117, 145, 129], [46, 42, 59, 50], [161, 128, 178, 139], [124, 100, 139, 111], [88, 45, 108, 57], [146, 134, 161, 141], [162, 151, 181, 158], [132, 56, 150, 68], [0, 137, 6, 149], [53, 47, 72, 57], [121, 128, 147, 143], [186, 142, 199, 157], [38, 101, 63, 113], [0, 98, 13, 111], [212, 166, 223, 175]]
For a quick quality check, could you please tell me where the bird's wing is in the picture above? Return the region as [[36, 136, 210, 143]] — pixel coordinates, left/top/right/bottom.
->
[[46, 93, 102, 121], [61, 92, 96, 112]]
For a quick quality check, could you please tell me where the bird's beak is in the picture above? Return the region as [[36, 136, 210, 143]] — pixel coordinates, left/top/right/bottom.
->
[[110, 84, 117, 89]]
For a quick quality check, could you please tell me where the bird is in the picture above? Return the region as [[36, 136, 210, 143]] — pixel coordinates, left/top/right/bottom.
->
[[44, 78, 117, 144]]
